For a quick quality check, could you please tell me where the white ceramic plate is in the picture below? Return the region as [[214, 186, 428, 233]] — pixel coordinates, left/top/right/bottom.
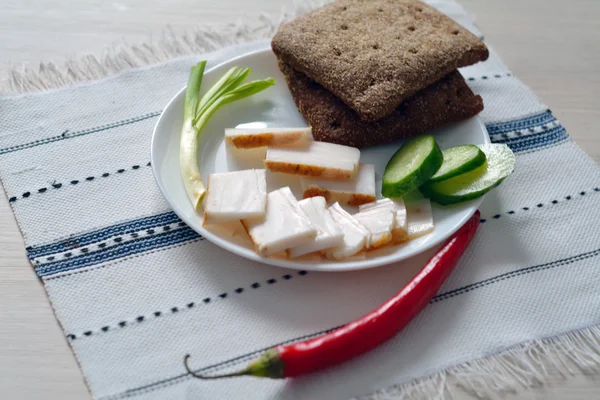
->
[[151, 48, 489, 272]]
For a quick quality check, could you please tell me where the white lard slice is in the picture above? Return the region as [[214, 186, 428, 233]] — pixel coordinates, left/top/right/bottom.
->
[[353, 207, 395, 249], [225, 127, 311, 148], [301, 164, 376, 206], [264, 141, 360, 180], [241, 187, 317, 257], [288, 197, 344, 258], [326, 203, 369, 260], [203, 169, 266, 225], [406, 198, 435, 239], [359, 198, 409, 243]]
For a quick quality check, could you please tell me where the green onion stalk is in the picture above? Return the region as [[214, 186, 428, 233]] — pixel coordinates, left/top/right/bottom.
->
[[180, 61, 275, 209]]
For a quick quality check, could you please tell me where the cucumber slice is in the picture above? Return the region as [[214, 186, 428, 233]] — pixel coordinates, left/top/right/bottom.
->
[[420, 144, 515, 205], [382, 135, 443, 198], [429, 145, 487, 183]]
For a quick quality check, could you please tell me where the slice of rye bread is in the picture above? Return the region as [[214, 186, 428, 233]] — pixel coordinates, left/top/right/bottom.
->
[[279, 61, 484, 148], [271, 0, 488, 121]]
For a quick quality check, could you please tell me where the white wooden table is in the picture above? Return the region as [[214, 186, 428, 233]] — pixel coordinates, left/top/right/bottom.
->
[[1, 0, 599, 398]]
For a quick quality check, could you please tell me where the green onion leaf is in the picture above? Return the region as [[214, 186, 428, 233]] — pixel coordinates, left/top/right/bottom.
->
[[194, 78, 276, 131], [179, 63, 275, 209], [184, 61, 206, 121], [195, 67, 251, 121]]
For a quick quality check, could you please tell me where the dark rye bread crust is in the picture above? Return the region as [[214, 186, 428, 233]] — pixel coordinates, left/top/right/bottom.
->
[[272, 0, 488, 121], [279, 61, 484, 148]]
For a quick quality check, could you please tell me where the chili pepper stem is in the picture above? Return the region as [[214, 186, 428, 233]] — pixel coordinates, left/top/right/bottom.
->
[[184, 354, 249, 379], [184, 348, 285, 380]]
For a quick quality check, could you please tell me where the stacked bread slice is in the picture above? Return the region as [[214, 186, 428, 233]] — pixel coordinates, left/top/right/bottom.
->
[[271, 0, 489, 147]]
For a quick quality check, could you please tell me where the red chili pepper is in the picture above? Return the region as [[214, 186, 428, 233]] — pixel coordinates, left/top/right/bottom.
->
[[185, 210, 480, 379]]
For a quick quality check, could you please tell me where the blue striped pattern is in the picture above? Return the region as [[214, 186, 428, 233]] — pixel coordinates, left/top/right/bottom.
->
[[487, 110, 568, 152], [28, 211, 181, 259], [491, 125, 568, 153], [30, 109, 569, 278], [36, 226, 201, 277], [486, 110, 554, 135]]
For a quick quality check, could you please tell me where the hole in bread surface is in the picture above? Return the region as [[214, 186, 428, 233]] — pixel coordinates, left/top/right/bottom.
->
[[452, 29, 460, 35], [341, 24, 348, 30], [408, 26, 416, 32], [372, 44, 379, 50]]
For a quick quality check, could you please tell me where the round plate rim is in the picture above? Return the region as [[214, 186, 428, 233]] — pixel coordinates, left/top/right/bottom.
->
[[151, 47, 488, 272]]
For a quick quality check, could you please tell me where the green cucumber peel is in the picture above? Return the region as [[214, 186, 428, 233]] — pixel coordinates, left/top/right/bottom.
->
[[429, 144, 487, 183], [420, 143, 515, 205], [382, 135, 443, 198]]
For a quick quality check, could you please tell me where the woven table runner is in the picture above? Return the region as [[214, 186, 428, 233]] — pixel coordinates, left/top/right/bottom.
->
[[1, 1, 599, 399]]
